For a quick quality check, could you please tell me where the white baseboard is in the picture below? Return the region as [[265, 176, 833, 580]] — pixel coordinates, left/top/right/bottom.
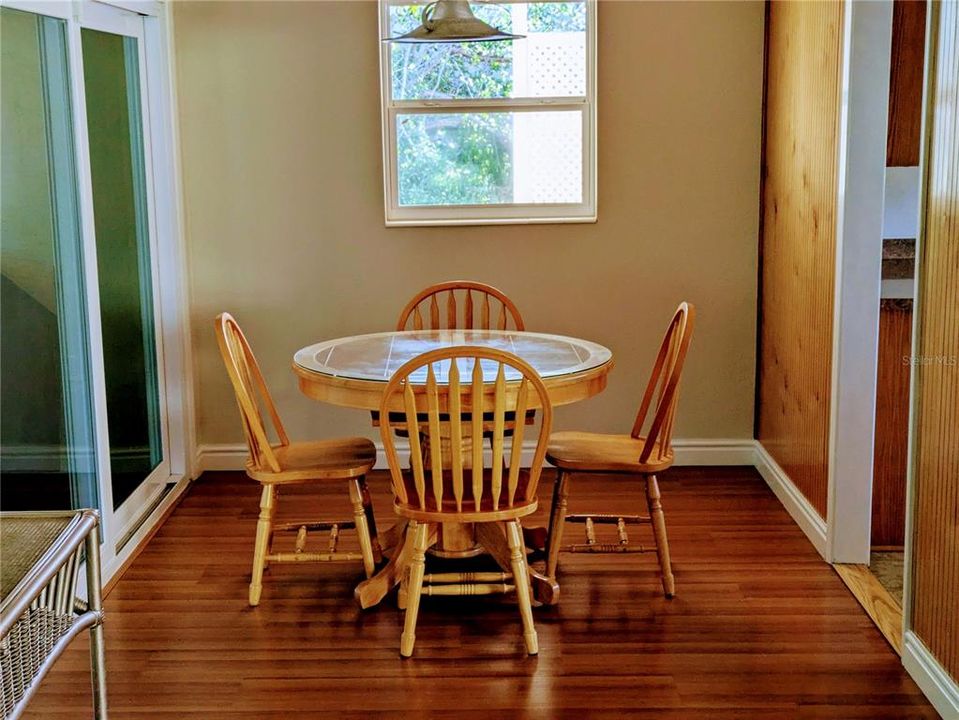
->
[[903, 631, 959, 720], [194, 443, 249, 473], [753, 441, 828, 559], [194, 438, 757, 476], [671, 438, 757, 466]]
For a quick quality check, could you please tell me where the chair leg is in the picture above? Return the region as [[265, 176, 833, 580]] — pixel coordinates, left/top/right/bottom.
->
[[506, 520, 539, 655], [249, 484, 276, 606], [397, 571, 409, 610], [545, 469, 570, 581], [398, 522, 411, 609], [349, 477, 376, 578], [645, 474, 675, 598], [400, 521, 430, 658], [359, 476, 383, 564], [264, 487, 280, 573]]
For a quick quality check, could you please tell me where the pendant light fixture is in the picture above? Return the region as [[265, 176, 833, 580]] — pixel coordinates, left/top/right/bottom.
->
[[385, 0, 524, 43]]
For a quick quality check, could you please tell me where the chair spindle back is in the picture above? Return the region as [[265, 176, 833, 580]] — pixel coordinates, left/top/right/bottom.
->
[[396, 281, 525, 332], [214, 313, 289, 474], [630, 303, 696, 465], [380, 347, 551, 513]]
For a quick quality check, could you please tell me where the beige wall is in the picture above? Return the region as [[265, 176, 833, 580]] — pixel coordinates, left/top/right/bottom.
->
[[173, 0, 764, 449]]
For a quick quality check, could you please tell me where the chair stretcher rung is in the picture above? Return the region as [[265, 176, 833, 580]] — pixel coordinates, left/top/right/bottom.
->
[[421, 583, 515, 596], [266, 552, 363, 562], [563, 543, 654, 554], [273, 520, 355, 532], [565, 514, 649, 524], [424, 571, 511, 584]]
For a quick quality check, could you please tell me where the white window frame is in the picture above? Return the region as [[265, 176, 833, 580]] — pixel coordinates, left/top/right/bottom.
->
[[378, 0, 598, 227]]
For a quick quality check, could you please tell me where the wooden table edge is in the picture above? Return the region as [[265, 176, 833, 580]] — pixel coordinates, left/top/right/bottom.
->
[[292, 358, 615, 411]]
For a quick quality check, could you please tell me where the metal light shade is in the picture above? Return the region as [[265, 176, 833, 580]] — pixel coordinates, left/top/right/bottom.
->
[[387, 0, 524, 43]]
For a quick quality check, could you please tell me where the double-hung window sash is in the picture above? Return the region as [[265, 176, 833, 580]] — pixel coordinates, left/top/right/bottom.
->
[[379, 0, 597, 226]]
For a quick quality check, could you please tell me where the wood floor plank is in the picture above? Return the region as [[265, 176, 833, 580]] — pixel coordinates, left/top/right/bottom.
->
[[23, 468, 937, 718]]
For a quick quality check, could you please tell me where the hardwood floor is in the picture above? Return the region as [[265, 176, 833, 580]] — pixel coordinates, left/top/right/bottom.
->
[[26, 468, 937, 718]]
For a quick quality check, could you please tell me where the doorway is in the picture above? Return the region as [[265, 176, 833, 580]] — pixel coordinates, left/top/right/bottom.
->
[[868, 0, 926, 609], [827, 0, 929, 655]]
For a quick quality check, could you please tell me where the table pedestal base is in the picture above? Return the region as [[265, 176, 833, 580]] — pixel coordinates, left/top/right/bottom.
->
[[354, 520, 559, 609], [430, 521, 484, 558]]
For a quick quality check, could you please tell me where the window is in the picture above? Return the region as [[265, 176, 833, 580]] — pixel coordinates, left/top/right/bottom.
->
[[379, 0, 597, 226]]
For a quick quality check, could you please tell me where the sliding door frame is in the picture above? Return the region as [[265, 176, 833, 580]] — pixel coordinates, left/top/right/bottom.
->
[[79, 0, 178, 562], [2, 0, 195, 582]]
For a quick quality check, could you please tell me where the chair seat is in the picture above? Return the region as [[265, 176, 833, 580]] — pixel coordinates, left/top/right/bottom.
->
[[394, 467, 538, 522], [546, 431, 673, 474], [245, 437, 376, 483]]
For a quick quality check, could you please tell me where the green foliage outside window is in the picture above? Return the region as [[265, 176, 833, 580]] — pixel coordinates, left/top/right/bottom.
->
[[528, 2, 585, 32], [389, 2, 585, 206]]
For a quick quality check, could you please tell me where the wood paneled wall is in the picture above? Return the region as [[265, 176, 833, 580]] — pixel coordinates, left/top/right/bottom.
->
[[757, 1, 845, 518], [887, 0, 928, 166], [872, 300, 913, 548], [910, 0, 959, 682]]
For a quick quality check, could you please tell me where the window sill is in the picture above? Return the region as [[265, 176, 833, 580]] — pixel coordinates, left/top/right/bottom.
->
[[384, 213, 598, 228]]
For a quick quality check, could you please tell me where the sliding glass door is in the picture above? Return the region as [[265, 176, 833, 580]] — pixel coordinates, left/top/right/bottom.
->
[[80, 7, 171, 535], [1, 7, 99, 511], [1, 1, 183, 569]]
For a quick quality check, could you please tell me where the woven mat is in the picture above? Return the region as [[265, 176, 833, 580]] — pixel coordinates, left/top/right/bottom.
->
[[0, 516, 74, 605]]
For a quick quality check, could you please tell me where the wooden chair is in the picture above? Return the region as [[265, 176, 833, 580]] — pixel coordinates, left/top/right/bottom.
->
[[396, 280, 525, 331], [387, 281, 531, 440], [214, 313, 380, 606], [543, 302, 696, 598], [380, 347, 553, 657]]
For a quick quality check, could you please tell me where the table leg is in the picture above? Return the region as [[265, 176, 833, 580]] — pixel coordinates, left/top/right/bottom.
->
[[377, 518, 409, 555], [522, 525, 549, 554], [475, 523, 559, 606], [359, 477, 383, 563], [354, 522, 436, 609], [432, 521, 484, 558]]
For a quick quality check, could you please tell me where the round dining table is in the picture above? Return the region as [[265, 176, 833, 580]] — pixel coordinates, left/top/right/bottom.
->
[[292, 329, 614, 607]]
